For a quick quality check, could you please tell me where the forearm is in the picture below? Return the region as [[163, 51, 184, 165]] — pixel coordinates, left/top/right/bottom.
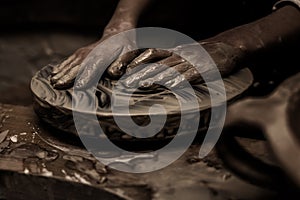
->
[[206, 5, 300, 61], [103, 0, 153, 37]]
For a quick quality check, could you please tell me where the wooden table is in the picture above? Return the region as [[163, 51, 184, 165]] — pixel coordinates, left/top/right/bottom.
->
[[0, 103, 277, 200]]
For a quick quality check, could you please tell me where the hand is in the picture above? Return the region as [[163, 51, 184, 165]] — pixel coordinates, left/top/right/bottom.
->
[[119, 41, 244, 89], [50, 42, 98, 89], [50, 29, 139, 90]]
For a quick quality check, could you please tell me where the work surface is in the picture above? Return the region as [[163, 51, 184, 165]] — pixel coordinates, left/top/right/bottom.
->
[[0, 29, 294, 200], [0, 103, 277, 200]]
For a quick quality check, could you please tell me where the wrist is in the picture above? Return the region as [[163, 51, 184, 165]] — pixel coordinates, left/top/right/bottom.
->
[[204, 24, 266, 61], [201, 35, 247, 61], [199, 39, 247, 75], [103, 20, 136, 38]]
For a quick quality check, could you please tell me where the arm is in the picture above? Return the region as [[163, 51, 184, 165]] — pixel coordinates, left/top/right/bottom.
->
[[103, 0, 153, 38], [120, 3, 300, 89], [206, 4, 300, 61], [51, 0, 153, 89]]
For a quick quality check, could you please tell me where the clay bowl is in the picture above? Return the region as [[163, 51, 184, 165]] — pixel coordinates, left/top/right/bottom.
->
[[31, 64, 253, 145]]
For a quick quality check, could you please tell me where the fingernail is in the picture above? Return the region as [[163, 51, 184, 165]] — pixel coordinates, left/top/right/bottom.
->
[[53, 80, 65, 89], [50, 76, 58, 84], [51, 67, 59, 75], [140, 81, 151, 89], [112, 64, 124, 77]]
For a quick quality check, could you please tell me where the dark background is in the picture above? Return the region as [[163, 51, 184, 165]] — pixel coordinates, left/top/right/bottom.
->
[[1, 0, 277, 38]]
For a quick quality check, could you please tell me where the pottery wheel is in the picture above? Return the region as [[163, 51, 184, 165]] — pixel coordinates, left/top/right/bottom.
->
[[31, 65, 253, 143]]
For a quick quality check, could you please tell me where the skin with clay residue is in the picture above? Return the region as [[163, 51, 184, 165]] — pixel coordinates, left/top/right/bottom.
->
[[50, 2, 300, 90]]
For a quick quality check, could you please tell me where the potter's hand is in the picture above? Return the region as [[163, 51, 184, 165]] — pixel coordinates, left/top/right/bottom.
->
[[50, 42, 98, 89], [121, 41, 244, 89], [50, 0, 153, 89], [50, 33, 139, 89]]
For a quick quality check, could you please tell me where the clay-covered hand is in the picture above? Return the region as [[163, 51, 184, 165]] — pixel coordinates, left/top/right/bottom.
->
[[119, 41, 244, 89], [50, 33, 140, 90], [50, 42, 98, 89]]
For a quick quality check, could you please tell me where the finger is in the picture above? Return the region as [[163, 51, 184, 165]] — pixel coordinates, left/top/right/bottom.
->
[[182, 67, 202, 83], [123, 56, 178, 87], [140, 62, 192, 89], [126, 48, 172, 73], [51, 54, 76, 75], [99, 91, 109, 108], [157, 54, 185, 66], [173, 61, 193, 73], [124, 54, 187, 88], [51, 57, 81, 85], [53, 64, 81, 89], [96, 88, 109, 108], [164, 67, 202, 88], [74, 46, 123, 89], [122, 63, 163, 88], [107, 49, 140, 79]]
